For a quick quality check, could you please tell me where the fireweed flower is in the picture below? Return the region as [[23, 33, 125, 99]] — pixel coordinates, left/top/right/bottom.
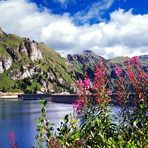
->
[[74, 75, 91, 114], [9, 131, 16, 148], [145, 73, 148, 82], [76, 76, 91, 90], [94, 61, 106, 89], [127, 69, 134, 81], [95, 67, 102, 79], [76, 80, 84, 87], [130, 56, 140, 65], [73, 98, 85, 115], [115, 66, 122, 77], [83, 76, 91, 89]]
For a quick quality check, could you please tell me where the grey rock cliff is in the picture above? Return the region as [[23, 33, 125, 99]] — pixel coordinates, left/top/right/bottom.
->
[[0, 57, 12, 73], [19, 43, 28, 56], [3, 58, 12, 70], [67, 50, 104, 65], [0, 60, 3, 73], [9, 66, 36, 80], [24, 39, 42, 62]]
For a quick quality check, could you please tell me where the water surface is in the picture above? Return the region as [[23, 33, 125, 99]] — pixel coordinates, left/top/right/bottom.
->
[[0, 100, 73, 148], [0, 100, 120, 148]]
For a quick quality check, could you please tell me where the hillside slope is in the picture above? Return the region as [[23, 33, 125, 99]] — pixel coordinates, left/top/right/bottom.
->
[[0, 28, 75, 93]]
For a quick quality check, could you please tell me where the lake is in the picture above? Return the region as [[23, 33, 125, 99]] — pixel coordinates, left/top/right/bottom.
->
[[0, 100, 120, 148]]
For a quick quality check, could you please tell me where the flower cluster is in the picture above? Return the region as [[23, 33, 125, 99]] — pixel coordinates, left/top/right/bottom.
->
[[115, 66, 122, 77], [35, 55, 147, 148], [130, 56, 140, 65], [74, 60, 111, 114], [145, 73, 148, 82], [9, 131, 16, 148], [115, 56, 147, 105], [73, 99, 85, 114]]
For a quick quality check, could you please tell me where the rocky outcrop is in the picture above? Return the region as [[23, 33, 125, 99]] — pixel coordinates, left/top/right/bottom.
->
[[0, 57, 12, 73], [24, 39, 42, 62], [67, 50, 105, 65], [58, 77, 65, 85], [29, 42, 42, 61], [9, 66, 36, 80], [3, 58, 12, 70], [6, 39, 42, 62], [19, 43, 28, 56], [67, 50, 105, 79], [39, 80, 54, 93], [6, 48, 19, 60], [0, 60, 3, 73]]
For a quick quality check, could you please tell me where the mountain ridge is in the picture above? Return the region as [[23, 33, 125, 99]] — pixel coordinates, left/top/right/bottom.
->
[[0, 28, 76, 93], [0, 28, 147, 93]]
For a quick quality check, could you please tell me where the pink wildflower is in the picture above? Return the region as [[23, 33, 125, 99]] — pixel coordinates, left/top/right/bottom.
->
[[127, 69, 134, 81], [137, 72, 144, 81], [73, 99, 85, 114], [130, 56, 139, 65], [95, 69, 102, 79], [76, 76, 91, 90], [83, 77, 91, 89], [115, 66, 122, 76], [145, 73, 148, 82], [9, 131, 16, 148], [76, 80, 84, 87]]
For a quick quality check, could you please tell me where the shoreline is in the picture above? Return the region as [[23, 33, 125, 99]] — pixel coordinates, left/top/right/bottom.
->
[[0, 92, 22, 99], [0, 93, 78, 103]]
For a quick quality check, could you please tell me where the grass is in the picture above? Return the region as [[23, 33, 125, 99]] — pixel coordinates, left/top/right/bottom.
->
[[0, 71, 15, 91]]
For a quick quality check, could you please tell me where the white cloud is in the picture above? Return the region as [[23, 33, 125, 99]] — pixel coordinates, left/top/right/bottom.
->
[[74, 0, 114, 24], [0, 0, 148, 58]]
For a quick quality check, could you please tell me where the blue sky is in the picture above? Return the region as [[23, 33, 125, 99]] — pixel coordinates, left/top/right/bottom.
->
[[0, 0, 148, 58], [31, 0, 148, 24]]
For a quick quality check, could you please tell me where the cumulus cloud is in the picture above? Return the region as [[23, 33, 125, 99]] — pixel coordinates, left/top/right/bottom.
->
[[0, 0, 148, 58]]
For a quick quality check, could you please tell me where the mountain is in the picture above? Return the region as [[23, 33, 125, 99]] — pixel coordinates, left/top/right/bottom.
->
[[67, 51, 148, 91], [67, 50, 105, 79], [0, 28, 76, 93], [0, 28, 147, 94], [67, 50, 148, 73]]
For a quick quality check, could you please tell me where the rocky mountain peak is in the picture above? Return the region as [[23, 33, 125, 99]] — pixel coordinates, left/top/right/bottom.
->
[[67, 50, 105, 65]]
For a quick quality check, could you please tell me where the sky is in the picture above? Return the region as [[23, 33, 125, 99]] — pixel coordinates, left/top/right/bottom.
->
[[0, 0, 148, 58]]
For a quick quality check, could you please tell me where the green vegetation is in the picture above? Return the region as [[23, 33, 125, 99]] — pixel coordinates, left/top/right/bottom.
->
[[35, 57, 148, 147], [0, 32, 75, 93]]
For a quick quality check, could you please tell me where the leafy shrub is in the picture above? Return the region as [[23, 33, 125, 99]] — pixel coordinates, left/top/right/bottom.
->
[[36, 56, 148, 147]]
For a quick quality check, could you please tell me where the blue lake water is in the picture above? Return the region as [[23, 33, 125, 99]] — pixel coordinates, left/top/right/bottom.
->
[[0, 100, 120, 148]]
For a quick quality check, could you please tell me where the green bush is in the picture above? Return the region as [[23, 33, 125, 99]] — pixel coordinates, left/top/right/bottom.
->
[[36, 57, 148, 147]]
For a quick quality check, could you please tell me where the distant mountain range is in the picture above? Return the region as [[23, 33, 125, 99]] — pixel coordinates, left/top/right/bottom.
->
[[67, 50, 148, 77], [0, 28, 147, 93]]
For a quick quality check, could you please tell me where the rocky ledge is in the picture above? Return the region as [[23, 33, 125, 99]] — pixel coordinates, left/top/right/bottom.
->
[[0, 57, 12, 73]]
